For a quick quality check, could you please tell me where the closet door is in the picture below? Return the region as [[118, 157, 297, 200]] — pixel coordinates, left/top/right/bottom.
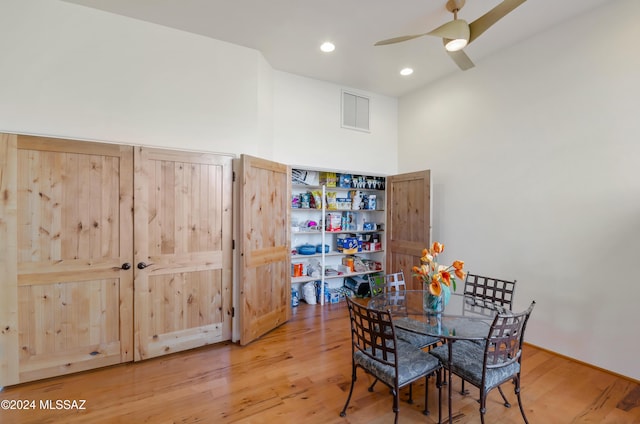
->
[[386, 170, 431, 290], [237, 155, 290, 345], [133, 147, 233, 360], [2, 134, 134, 385]]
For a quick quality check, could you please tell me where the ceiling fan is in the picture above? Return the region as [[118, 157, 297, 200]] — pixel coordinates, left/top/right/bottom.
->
[[374, 0, 526, 70]]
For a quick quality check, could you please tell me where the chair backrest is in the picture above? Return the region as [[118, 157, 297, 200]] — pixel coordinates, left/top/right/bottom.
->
[[345, 297, 398, 368], [368, 273, 385, 297], [464, 273, 516, 309], [484, 301, 536, 370], [384, 271, 407, 293]]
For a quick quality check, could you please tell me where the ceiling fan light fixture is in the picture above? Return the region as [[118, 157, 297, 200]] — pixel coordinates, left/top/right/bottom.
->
[[445, 38, 468, 51]]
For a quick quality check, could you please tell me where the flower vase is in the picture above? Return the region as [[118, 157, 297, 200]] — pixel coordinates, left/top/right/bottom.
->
[[424, 291, 444, 313], [423, 284, 451, 313]]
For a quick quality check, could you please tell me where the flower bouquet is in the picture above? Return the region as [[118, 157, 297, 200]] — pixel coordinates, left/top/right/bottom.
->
[[412, 242, 465, 312]]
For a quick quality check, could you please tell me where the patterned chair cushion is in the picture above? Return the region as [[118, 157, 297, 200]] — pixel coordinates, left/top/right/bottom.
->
[[395, 328, 440, 349], [354, 340, 441, 388], [430, 341, 520, 391]]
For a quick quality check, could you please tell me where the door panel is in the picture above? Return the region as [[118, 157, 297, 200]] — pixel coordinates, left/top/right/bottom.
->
[[0, 133, 18, 386], [238, 155, 290, 345], [133, 147, 233, 360], [11, 135, 134, 384], [386, 170, 431, 290]]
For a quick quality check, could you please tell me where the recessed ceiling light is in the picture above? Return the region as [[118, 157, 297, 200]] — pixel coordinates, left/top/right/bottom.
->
[[400, 68, 414, 76], [320, 42, 335, 53]]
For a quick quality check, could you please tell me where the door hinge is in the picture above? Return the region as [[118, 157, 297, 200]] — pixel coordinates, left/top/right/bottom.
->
[[232, 171, 236, 182], [231, 307, 235, 318], [232, 239, 235, 250]]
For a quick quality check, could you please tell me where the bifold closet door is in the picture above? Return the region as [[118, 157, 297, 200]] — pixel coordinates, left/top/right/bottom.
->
[[237, 155, 291, 345], [133, 147, 233, 360], [1, 134, 134, 385]]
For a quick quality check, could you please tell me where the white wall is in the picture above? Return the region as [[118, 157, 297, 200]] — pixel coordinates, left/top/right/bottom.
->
[[274, 71, 398, 175], [0, 0, 394, 171], [0, 0, 271, 156], [399, 0, 640, 380]]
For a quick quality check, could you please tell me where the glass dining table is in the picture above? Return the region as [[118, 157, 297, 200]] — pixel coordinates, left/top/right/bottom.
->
[[368, 291, 510, 424]]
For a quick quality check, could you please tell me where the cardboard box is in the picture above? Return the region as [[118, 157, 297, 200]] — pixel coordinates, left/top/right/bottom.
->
[[326, 213, 342, 231], [363, 242, 382, 252]]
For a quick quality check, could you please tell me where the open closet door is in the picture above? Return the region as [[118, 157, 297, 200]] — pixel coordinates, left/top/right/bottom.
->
[[238, 155, 291, 345], [386, 170, 431, 290]]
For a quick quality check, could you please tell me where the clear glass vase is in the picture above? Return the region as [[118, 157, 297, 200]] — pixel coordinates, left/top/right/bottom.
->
[[423, 284, 450, 313], [424, 291, 444, 313]]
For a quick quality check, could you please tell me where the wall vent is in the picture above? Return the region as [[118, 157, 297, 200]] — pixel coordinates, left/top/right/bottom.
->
[[341, 90, 370, 132]]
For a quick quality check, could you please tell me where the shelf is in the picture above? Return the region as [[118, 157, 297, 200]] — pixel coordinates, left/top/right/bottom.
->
[[327, 209, 384, 212], [325, 270, 381, 281], [292, 184, 385, 193], [291, 275, 320, 284], [292, 251, 342, 260], [292, 250, 384, 260], [290, 269, 382, 285], [325, 230, 383, 235], [291, 167, 386, 305], [292, 208, 384, 212]]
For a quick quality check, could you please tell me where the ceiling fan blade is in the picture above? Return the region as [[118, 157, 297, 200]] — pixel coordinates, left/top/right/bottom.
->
[[447, 48, 475, 70], [374, 33, 429, 46], [468, 0, 526, 44]]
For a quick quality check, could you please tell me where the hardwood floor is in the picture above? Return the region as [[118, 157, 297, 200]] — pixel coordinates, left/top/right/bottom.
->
[[1, 301, 639, 423]]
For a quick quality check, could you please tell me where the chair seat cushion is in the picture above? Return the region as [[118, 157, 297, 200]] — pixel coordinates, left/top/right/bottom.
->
[[430, 341, 520, 390], [354, 340, 440, 388], [395, 328, 440, 349]]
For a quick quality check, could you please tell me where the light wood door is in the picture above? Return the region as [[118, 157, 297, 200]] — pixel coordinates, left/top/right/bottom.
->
[[133, 147, 233, 361], [386, 170, 431, 290], [238, 155, 291, 345], [0, 134, 134, 385]]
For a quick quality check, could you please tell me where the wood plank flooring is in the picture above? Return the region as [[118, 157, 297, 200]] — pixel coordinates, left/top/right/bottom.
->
[[1, 301, 639, 423]]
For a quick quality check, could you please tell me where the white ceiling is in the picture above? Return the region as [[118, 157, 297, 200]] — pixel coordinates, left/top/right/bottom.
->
[[63, 0, 610, 97]]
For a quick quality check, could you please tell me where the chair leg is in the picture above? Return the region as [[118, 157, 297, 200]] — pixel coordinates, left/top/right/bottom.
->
[[514, 376, 530, 424], [340, 366, 357, 417], [422, 375, 430, 415], [408, 383, 414, 404], [368, 377, 378, 392], [479, 388, 487, 424], [498, 385, 511, 408], [437, 369, 443, 424], [392, 388, 400, 424]]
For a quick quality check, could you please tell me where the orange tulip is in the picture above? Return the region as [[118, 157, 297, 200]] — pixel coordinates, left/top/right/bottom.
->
[[452, 260, 464, 270], [431, 242, 444, 254], [455, 269, 465, 280], [441, 270, 451, 286], [429, 280, 442, 296]]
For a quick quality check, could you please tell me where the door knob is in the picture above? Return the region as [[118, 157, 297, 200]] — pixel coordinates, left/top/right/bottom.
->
[[137, 262, 151, 269], [121, 263, 131, 270]]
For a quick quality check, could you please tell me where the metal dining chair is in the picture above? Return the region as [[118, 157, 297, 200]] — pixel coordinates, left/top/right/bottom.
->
[[460, 273, 518, 393], [383, 271, 441, 350], [340, 297, 441, 424], [430, 301, 536, 424], [464, 273, 516, 309], [367, 272, 442, 403]]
